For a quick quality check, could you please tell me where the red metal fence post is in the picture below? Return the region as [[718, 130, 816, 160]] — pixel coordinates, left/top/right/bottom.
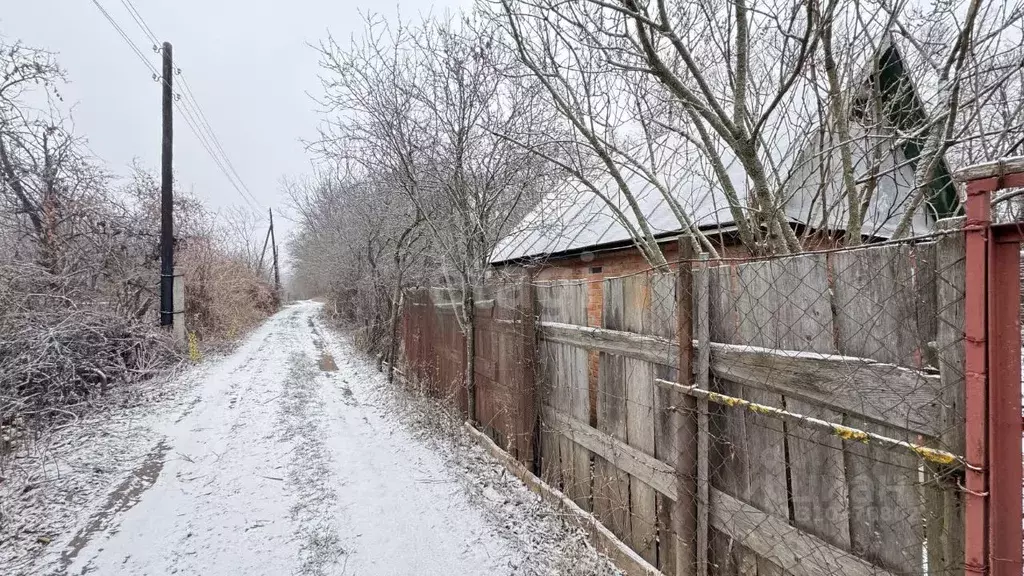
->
[[958, 157, 1024, 576], [988, 225, 1022, 576], [963, 177, 991, 576]]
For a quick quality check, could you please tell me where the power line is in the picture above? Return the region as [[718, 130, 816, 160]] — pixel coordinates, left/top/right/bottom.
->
[[89, 0, 263, 212], [89, 0, 158, 77], [119, 0, 158, 46], [113, 0, 261, 209], [176, 75, 262, 208]]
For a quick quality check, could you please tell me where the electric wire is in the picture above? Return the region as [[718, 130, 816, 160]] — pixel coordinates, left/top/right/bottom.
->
[[90, 0, 262, 212]]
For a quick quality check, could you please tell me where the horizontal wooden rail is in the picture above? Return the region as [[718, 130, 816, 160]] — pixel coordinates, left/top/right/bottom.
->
[[710, 489, 896, 576], [542, 406, 678, 500], [538, 321, 944, 437], [539, 321, 678, 366], [953, 155, 1024, 181], [656, 379, 962, 467], [541, 407, 897, 576]]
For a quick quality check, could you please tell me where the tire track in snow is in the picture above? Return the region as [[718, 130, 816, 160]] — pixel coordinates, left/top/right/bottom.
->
[[9, 302, 616, 576], [54, 307, 309, 575], [276, 347, 346, 575]]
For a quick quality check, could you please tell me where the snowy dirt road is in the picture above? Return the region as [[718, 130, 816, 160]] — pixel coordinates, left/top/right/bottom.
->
[[2, 302, 617, 576]]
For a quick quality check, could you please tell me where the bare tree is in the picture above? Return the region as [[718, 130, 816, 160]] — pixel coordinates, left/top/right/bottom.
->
[[312, 13, 553, 416], [491, 0, 1023, 253]]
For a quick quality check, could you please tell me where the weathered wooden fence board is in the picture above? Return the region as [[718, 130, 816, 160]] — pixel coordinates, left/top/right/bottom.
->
[[537, 281, 590, 509], [831, 244, 931, 575], [771, 254, 851, 552], [473, 281, 536, 465], [596, 279, 632, 541], [706, 263, 754, 576], [927, 219, 966, 573], [650, 272, 683, 576], [709, 260, 786, 576], [621, 275, 659, 564]]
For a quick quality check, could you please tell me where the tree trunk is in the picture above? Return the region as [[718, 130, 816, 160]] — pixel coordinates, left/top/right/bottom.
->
[[387, 288, 404, 384], [463, 288, 477, 423]]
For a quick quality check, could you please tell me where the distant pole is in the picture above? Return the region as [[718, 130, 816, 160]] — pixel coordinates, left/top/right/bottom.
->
[[257, 226, 271, 273], [160, 41, 174, 328], [269, 208, 280, 293]]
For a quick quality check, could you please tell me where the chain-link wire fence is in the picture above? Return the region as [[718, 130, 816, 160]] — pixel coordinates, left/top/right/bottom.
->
[[530, 227, 968, 576], [401, 224, 976, 575]]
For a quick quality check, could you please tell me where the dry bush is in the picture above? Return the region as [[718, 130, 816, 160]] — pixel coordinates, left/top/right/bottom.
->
[[0, 37, 278, 445], [0, 263, 176, 432], [178, 237, 278, 346]]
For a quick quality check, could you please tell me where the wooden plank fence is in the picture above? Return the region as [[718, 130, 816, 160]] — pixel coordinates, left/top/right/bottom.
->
[[473, 280, 536, 464], [399, 229, 967, 576]]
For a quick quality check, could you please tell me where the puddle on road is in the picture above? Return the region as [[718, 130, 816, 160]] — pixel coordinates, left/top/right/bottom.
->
[[319, 352, 338, 371], [59, 440, 171, 572]]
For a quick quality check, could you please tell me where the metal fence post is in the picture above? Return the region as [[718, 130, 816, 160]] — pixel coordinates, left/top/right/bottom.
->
[[963, 175, 991, 576], [956, 157, 1024, 576]]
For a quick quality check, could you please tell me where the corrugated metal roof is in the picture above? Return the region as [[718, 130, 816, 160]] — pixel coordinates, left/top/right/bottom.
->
[[490, 125, 929, 264]]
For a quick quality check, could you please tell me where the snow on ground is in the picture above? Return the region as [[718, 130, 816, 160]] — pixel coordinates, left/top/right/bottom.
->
[[0, 301, 619, 576]]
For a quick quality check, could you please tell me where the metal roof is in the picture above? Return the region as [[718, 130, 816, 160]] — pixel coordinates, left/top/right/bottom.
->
[[491, 125, 929, 264]]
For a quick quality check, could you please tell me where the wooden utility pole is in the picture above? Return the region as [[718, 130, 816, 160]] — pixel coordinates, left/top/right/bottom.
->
[[257, 225, 271, 273], [160, 41, 174, 328], [269, 208, 280, 293]]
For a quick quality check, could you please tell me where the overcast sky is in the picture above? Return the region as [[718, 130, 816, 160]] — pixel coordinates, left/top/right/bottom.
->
[[2, 0, 470, 255]]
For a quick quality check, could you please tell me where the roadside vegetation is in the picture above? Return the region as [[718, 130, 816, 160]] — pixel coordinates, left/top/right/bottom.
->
[[0, 38, 276, 449]]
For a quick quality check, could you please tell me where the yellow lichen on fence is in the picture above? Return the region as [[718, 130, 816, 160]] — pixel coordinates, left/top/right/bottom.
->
[[656, 378, 963, 468]]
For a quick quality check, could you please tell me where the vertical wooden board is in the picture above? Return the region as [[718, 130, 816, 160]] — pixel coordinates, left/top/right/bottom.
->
[[594, 278, 631, 540], [650, 273, 679, 347], [708, 528, 735, 576], [844, 417, 925, 575], [927, 219, 966, 574], [515, 281, 537, 467], [539, 338, 561, 487], [932, 225, 966, 455], [707, 264, 748, 503], [719, 260, 789, 576], [650, 274, 681, 574], [707, 263, 738, 342], [732, 260, 789, 520], [708, 527, 757, 576], [832, 247, 925, 575], [535, 284, 563, 488], [832, 245, 919, 366], [489, 285, 507, 445], [626, 356, 658, 562], [594, 351, 631, 538], [914, 243, 939, 370], [772, 254, 851, 551], [693, 259, 710, 576], [655, 360, 680, 576], [568, 282, 592, 510], [907, 242, 956, 575], [571, 339, 593, 511], [557, 283, 586, 506], [622, 275, 658, 563]]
